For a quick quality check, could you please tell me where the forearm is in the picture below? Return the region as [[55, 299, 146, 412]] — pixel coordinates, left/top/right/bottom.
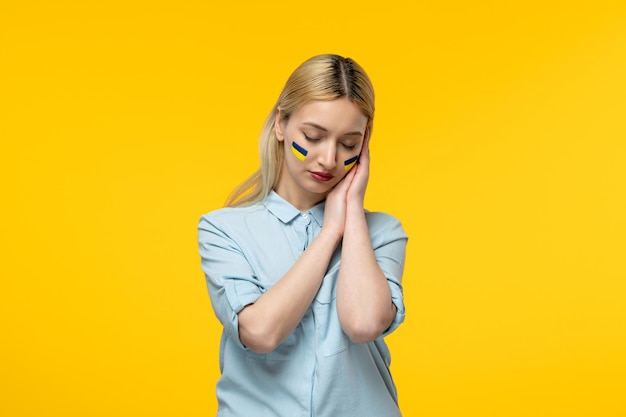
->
[[337, 203, 396, 343], [238, 229, 341, 353]]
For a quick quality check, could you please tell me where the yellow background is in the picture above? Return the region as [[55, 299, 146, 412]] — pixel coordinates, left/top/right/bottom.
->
[[2, 1, 625, 416]]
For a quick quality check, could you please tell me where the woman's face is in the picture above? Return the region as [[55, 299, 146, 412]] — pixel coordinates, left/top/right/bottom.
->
[[275, 98, 368, 210]]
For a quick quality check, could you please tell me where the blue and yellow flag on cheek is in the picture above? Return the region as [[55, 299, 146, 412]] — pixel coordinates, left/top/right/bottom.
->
[[291, 141, 308, 161], [344, 155, 358, 171]]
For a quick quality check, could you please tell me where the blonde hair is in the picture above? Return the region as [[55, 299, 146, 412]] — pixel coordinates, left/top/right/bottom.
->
[[225, 54, 375, 207]]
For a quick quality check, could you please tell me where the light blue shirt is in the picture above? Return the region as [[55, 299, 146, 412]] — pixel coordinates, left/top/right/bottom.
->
[[198, 191, 408, 417]]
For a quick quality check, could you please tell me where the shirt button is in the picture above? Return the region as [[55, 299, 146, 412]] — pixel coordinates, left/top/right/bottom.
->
[[302, 213, 309, 220]]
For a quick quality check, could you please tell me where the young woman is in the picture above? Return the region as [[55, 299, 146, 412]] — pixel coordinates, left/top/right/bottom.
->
[[198, 54, 408, 417]]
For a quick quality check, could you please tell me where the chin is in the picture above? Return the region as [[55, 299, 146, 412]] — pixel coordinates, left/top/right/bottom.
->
[[301, 183, 331, 197]]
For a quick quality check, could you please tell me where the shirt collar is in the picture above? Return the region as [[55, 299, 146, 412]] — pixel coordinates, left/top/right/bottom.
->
[[264, 190, 325, 227]]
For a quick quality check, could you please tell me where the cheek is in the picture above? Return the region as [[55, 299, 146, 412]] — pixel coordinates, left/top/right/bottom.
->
[[290, 140, 309, 161], [343, 154, 359, 171]]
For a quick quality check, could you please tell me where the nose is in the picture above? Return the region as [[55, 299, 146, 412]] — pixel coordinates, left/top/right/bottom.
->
[[318, 142, 337, 170]]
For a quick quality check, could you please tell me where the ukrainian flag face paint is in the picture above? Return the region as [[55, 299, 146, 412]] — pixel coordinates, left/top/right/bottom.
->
[[291, 141, 308, 161], [344, 155, 358, 171]]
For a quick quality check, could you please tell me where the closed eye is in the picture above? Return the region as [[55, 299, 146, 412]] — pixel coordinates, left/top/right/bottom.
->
[[303, 133, 321, 142]]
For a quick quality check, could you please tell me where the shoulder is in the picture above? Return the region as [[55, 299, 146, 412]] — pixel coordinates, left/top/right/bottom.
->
[[364, 210, 408, 244], [198, 203, 266, 233], [200, 203, 266, 221], [364, 210, 405, 231], [200, 203, 264, 221]]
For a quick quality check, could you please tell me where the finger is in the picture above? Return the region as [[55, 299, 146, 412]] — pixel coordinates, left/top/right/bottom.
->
[[344, 164, 358, 182], [359, 131, 371, 164], [328, 168, 354, 197]]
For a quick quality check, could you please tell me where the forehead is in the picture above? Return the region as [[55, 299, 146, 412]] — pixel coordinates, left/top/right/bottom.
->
[[290, 99, 368, 133]]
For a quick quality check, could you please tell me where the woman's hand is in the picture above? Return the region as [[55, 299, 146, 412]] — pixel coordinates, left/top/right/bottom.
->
[[346, 132, 370, 207], [322, 131, 370, 238], [322, 167, 356, 238]]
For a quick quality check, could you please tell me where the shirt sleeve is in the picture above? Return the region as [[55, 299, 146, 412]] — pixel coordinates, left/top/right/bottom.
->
[[198, 213, 263, 350], [367, 212, 409, 337]]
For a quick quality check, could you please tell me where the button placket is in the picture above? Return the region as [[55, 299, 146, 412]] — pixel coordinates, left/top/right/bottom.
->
[[302, 212, 311, 249], [293, 212, 312, 252]]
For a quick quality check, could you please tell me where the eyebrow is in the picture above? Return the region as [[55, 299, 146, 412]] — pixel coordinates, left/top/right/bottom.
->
[[302, 122, 363, 137]]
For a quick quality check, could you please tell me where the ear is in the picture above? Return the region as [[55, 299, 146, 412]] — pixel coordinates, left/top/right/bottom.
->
[[274, 107, 285, 142]]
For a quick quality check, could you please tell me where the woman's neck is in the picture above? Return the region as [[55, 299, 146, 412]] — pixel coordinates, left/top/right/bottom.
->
[[273, 187, 326, 212]]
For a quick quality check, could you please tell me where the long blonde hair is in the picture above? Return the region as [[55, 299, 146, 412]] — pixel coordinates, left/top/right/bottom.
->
[[225, 54, 375, 207]]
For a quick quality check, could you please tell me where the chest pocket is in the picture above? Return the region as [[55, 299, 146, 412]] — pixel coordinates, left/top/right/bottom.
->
[[314, 264, 352, 357]]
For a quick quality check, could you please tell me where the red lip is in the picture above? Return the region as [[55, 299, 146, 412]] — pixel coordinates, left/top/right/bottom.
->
[[310, 171, 334, 182]]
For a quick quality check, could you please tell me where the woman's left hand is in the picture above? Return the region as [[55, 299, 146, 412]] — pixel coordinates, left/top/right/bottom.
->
[[346, 132, 370, 206]]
